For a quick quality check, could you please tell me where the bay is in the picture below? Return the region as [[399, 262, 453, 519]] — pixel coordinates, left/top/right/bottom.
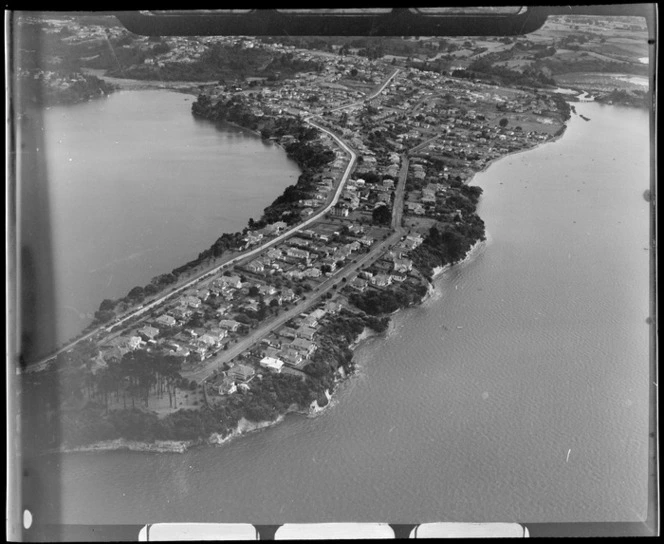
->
[[37, 89, 300, 354], [36, 101, 651, 525]]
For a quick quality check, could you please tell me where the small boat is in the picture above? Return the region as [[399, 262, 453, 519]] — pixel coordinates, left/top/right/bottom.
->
[[580, 115, 591, 121], [566, 449, 571, 462]]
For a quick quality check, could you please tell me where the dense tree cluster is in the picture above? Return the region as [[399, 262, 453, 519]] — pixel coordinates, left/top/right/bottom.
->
[[349, 283, 428, 316], [410, 216, 486, 280]]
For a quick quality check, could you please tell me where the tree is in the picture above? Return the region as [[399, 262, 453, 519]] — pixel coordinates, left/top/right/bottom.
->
[[499, 118, 509, 128], [127, 286, 144, 300], [372, 204, 392, 225], [99, 299, 115, 312]]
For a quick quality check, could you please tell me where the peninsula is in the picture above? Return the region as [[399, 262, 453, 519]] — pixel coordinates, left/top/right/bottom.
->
[[19, 12, 649, 453], [25, 57, 571, 453]]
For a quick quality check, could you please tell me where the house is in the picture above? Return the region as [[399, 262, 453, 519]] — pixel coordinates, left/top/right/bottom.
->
[[289, 338, 317, 358], [168, 343, 191, 358], [324, 300, 343, 314], [171, 306, 193, 320], [267, 248, 283, 260], [219, 319, 242, 332], [260, 356, 285, 372], [302, 315, 318, 329], [244, 232, 263, 246], [263, 346, 282, 359], [137, 326, 160, 342], [218, 378, 237, 396], [404, 233, 424, 250], [333, 204, 349, 217], [281, 288, 296, 302], [180, 295, 202, 309], [421, 192, 437, 204], [303, 267, 322, 278], [372, 273, 393, 287], [321, 259, 337, 273], [190, 345, 208, 361], [346, 241, 361, 253], [350, 277, 368, 292], [309, 308, 327, 321], [245, 259, 265, 273], [280, 348, 304, 367], [155, 314, 177, 328], [244, 299, 260, 312], [286, 247, 310, 261], [215, 275, 242, 289], [173, 332, 191, 344], [198, 334, 220, 348], [126, 336, 144, 350], [393, 257, 413, 273], [277, 326, 298, 340], [229, 364, 256, 382], [348, 224, 364, 236], [196, 289, 211, 301], [289, 236, 312, 248], [296, 326, 317, 341], [333, 246, 352, 262]]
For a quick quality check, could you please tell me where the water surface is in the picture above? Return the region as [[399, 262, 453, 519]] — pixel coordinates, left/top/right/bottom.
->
[[35, 90, 300, 353], [37, 101, 651, 525]]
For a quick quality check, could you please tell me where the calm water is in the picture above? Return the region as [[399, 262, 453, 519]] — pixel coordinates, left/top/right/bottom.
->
[[36, 101, 651, 525], [37, 90, 300, 353]]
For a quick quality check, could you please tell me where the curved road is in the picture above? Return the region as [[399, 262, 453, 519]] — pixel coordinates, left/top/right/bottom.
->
[[26, 68, 400, 373]]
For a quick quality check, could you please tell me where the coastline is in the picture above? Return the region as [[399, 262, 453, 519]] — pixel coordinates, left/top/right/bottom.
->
[[44, 80, 573, 454], [52, 321, 374, 454]]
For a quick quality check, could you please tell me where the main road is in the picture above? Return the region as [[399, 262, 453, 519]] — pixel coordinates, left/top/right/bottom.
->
[[189, 110, 412, 384], [188, 161, 409, 384]]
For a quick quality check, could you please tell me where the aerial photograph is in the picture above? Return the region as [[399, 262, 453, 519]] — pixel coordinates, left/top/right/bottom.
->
[[8, 7, 656, 540]]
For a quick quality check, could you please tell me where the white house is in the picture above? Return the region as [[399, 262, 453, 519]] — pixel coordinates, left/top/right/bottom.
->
[[260, 356, 285, 372]]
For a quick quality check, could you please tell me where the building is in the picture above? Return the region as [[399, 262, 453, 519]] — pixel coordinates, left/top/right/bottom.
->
[[218, 378, 237, 396], [180, 295, 202, 309], [155, 314, 177, 328], [289, 338, 317, 358], [309, 308, 327, 321], [279, 348, 304, 367], [215, 275, 242, 289], [350, 277, 368, 292], [324, 300, 343, 314], [229, 364, 255, 382], [393, 257, 413, 273], [260, 356, 285, 372], [333, 204, 349, 217], [219, 319, 242, 332], [286, 247, 310, 261], [138, 326, 160, 342], [372, 273, 393, 287], [171, 306, 193, 320], [296, 326, 317, 341], [245, 259, 265, 273]]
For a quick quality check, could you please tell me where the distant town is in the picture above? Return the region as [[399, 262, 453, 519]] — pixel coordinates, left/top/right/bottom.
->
[[16, 12, 649, 450]]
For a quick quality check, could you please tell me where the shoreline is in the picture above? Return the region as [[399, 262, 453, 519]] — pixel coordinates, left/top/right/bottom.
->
[[44, 81, 573, 453], [52, 322, 375, 455]]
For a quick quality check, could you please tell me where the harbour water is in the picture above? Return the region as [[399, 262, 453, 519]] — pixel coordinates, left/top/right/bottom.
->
[[36, 89, 301, 354], [35, 100, 651, 525]]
